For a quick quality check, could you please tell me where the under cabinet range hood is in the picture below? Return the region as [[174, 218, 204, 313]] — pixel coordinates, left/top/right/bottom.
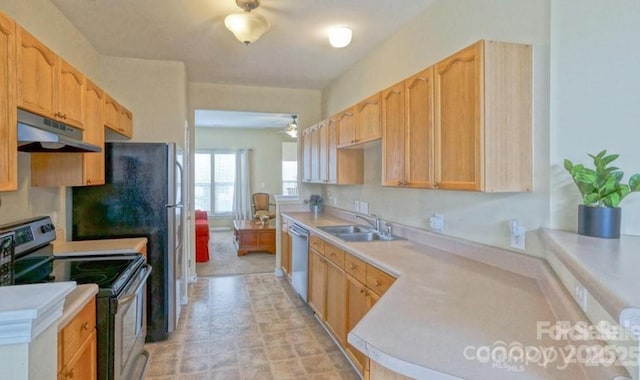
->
[[17, 109, 101, 153]]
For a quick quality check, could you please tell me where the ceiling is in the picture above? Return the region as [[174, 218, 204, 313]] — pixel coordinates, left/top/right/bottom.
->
[[49, 0, 436, 89], [195, 110, 295, 129]]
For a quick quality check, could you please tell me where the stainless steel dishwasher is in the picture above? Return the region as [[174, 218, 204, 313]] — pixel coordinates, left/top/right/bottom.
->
[[289, 223, 309, 301]]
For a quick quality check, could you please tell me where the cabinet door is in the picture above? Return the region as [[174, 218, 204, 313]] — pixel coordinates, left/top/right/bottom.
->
[[17, 27, 56, 118], [57, 58, 84, 129], [434, 41, 483, 191], [307, 249, 326, 319], [336, 107, 356, 146], [301, 128, 312, 182], [0, 13, 17, 192], [103, 93, 120, 132], [318, 120, 329, 183], [310, 124, 321, 182], [82, 79, 105, 185], [282, 228, 291, 275], [58, 330, 97, 380], [119, 106, 133, 138], [346, 275, 370, 374], [326, 118, 337, 183], [381, 83, 405, 186], [355, 92, 382, 143], [405, 67, 435, 188], [325, 259, 347, 346]]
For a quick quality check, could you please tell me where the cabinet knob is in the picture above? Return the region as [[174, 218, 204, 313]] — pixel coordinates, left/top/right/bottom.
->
[[81, 321, 90, 331], [433, 182, 440, 188], [65, 368, 76, 378], [62, 114, 67, 119], [375, 280, 381, 287], [350, 265, 356, 270], [360, 288, 365, 294]]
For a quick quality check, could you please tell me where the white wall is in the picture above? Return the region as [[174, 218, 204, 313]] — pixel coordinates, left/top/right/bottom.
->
[[317, 0, 551, 255], [550, 0, 640, 235]]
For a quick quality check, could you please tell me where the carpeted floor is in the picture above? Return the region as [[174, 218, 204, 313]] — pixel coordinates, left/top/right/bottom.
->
[[196, 230, 276, 277]]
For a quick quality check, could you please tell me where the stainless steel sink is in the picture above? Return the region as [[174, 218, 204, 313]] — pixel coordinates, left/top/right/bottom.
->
[[318, 225, 403, 242], [317, 225, 371, 234]]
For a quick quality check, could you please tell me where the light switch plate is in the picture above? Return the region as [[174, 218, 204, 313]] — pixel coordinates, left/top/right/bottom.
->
[[354, 200, 360, 212], [360, 202, 369, 214], [429, 214, 444, 232]]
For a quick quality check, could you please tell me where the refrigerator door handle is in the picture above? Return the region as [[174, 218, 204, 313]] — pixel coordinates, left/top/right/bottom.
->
[[166, 204, 184, 208]]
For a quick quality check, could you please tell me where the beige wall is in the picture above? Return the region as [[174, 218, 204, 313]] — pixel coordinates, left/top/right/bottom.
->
[[550, 0, 640, 234], [315, 0, 551, 255]]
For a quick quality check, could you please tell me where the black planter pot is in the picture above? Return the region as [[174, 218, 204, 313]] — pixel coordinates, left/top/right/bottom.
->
[[578, 205, 621, 239]]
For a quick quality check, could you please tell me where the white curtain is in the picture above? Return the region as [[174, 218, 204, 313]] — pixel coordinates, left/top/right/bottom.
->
[[232, 149, 252, 220]]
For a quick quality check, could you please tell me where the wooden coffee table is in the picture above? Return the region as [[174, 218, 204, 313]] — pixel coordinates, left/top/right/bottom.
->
[[233, 219, 276, 256]]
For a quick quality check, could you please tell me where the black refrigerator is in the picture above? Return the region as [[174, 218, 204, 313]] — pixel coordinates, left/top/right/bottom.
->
[[72, 142, 184, 342]]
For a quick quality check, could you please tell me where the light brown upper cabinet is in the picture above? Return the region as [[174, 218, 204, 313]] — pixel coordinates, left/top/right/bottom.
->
[[336, 106, 356, 147], [17, 27, 85, 129], [31, 79, 105, 187], [434, 40, 532, 192], [0, 12, 17, 192], [354, 92, 382, 145], [301, 127, 312, 182], [104, 93, 132, 139], [310, 122, 321, 182], [382, 68, 435, 188]]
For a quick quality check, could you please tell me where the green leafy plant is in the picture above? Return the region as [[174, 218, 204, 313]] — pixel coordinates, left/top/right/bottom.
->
[[304, 194, 323, 206], [564, 150, 640, 207]]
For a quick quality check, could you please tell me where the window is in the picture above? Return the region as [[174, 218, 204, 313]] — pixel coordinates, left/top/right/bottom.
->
[[194, 151, 236, 215], [282, 161, 298, 195]]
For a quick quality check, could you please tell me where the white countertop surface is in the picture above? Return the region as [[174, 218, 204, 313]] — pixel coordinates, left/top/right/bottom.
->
[[283, 212, 629, 379]]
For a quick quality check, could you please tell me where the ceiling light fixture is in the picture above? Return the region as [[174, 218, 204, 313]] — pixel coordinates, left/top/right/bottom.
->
[[328, 26, 352, 48], [225, 0, 270, 45], [285, 115, 298, 138]]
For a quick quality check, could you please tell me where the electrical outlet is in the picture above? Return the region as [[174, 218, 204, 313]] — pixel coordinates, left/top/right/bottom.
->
[[510, 219, 526, 250], [429, 214, 444, 232], [360, 201, 369, 214], [574, 283, 588, 312], [354, 200, 360, 212]]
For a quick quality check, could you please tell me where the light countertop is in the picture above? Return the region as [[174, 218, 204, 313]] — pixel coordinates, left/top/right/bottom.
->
[[283, 212, 629, 379], [53, 237, 148, 257], [58, 284, 98, 331]]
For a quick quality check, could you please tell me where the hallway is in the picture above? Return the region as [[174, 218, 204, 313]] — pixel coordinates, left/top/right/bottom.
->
[[145, 274, 359, 379]]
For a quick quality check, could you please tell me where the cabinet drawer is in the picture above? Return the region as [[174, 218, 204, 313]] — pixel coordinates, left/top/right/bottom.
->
[[366, 265, 395, 297], [344, 253, 366, 284], [59, 297, 96, 367], [309, 235, 325, 254], [324, 244, 345, 269]]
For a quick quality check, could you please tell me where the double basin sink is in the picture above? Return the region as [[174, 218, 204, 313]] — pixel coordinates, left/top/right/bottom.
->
[[317, 225, 403, 242]]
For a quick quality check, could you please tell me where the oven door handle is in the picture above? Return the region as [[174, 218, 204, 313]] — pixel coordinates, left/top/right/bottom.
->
[[118, 264, 152, 307]]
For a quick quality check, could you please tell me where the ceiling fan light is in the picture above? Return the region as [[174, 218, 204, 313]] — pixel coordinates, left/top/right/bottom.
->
[[225, 12, 270, 45], [328, 26, 352, 48], [286, 129, 297, 138]]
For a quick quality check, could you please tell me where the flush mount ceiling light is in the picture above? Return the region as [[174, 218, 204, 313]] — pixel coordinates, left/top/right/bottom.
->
[[225, 0, 270, 45], [328, 25, 352, 48]]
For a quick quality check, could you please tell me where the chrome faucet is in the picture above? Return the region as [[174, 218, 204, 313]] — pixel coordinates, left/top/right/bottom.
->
[[355, 214, 381, 232]]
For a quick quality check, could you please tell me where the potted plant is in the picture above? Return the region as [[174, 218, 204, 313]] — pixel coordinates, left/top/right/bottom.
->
[[564, 150, 640, 238], [305, 194, 324, 215]]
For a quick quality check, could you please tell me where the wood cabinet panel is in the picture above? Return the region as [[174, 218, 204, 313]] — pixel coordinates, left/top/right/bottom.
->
[[434, 40, 532, 192], [118, 105, 133, 138], [17, 27, 56, 118], [355, 92, 382, 143], [0, 12, 17, 192], [309, 235, 324, 254], [366, 264, 395, 297], [344, 253, 366, 284], [345, 274, 372, 375], [58, 297, 96, 380], [282, 226, 291, 276], [82, 79, 105, 185], [336, 107, 356, 147], [325, 259, 347, 346], [103, 93, 120, 132], [324, 243, 344, 269], [56, 58, 84, 129], [310, 123, 321, 182], [381, 83, 405, 186], [307, 249, 326, 319], [326, 118, 337, 183], [301, 128, 312, 182], [405, 67, 435, 188]]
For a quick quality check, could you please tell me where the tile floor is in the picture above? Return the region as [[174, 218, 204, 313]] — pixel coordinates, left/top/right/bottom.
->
[[145, 274, 360, 380]]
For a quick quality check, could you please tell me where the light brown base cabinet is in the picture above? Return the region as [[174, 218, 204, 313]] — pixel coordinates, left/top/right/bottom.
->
[[306, 234, 395, 377], [58, 297, 97, 380], [281, 221, 291, 277]]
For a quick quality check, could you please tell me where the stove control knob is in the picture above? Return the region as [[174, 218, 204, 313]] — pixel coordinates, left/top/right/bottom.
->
[[40, 223, 55, 233]]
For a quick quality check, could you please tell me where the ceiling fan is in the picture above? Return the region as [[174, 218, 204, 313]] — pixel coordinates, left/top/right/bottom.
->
[[280, 115, 298, 138]]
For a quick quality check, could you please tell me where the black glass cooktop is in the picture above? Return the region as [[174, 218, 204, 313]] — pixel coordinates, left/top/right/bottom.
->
[[51, 255, 145, 297]]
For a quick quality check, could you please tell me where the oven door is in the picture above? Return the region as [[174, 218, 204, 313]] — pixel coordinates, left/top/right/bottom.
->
[[114, 264, 151, 380]]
